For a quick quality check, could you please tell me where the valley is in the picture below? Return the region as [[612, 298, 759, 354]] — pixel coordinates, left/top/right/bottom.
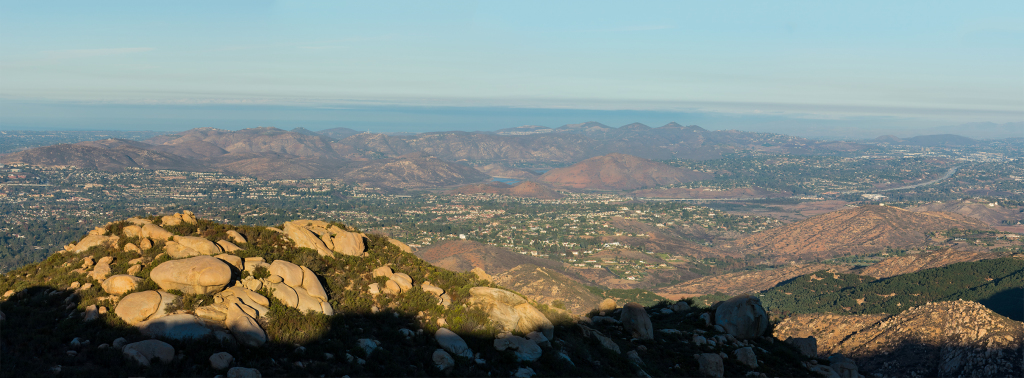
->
[[1, 126, 1022, 377]]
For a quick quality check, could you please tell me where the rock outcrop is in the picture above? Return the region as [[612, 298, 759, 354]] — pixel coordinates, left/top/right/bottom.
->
[[122, 339, 175, 367], [150, 256, 232, 294], [468, 287, 554, 339], [101, 274, 142, 295], [435, 327, 473, 358], [494, 334, 543, 362], [140, 314, 213, 340], [114, 290, 179, 325], [161, 210, 197, 226], [620, 302, 654, 340], [714, 295, 769, 339], [775, 300, 1023, 377], [281, 220, 366, 257], [267, 260, 331, 315]]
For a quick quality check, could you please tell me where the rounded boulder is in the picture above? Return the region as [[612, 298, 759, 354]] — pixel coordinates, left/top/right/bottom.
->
[[713, 294, 769, 340], [150, 256, 232, 295]]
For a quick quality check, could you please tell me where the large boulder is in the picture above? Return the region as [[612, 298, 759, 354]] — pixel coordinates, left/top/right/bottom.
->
[[173, 235, 221, 255], [714, 295, 769, 339], [494, 335, 542, 362], [300, 266, 328, 301], [269, 260, 304, 287], [122, 224, 143, 238], [829, 354, 862, 378], [332, 230, 366, 256], [150, 256, 232, 294], [282, 221, 333, 256], [435, 328, 473, 358], [468, 287, 554, 339], [114, 291, 162, 325], [210, 352, 233, 370], [697, 353, 724, 377], [786, 336, 818, 358], [620, 302, 654, 340], [227, 302, 267, 347], [388, 238, 412, 253], [115, 290, 180, 325], [225, 230, 247, 245], [734, 346, 758, 368], [165, 240, 200, 258], [88, 257, 113, 282], [72, 233, 117, 253], [122, 340, 174, 367], [102, 275, 142, 295], [217, 240, 242, 252], [432, 349, 455, 372], [267, 281, 296, 305], [141, 224, 173, 241], [140, 314, 212, 340]]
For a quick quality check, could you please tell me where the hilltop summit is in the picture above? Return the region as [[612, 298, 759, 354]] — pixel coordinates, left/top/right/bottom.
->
[[539, 153, 710, 191]]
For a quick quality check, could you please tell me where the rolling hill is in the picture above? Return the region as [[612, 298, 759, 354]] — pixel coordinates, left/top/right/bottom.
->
[[538, 153, 710, 191], [736, 205, 990, 262]]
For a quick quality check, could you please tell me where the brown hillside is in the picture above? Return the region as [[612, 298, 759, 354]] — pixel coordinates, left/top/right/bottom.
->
[[0, 139, 198, 172], [857, 248, 1001, 279], [775, 300, 1024, 377], [539, 153, 710, 191], [737, 205, 990, 262], [341, 154, 490, 189], [908, 199, 1023, 228], [493, 264, 603, 315], [473, 163, 541, 179], [655, 263, 849, 300]]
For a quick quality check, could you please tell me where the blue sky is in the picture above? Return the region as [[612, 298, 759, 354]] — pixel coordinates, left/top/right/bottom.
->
[[1, 1, 1021, 137]]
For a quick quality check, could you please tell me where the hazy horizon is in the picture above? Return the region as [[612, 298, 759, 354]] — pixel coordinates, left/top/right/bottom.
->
[[1, 1, 1022, 139]]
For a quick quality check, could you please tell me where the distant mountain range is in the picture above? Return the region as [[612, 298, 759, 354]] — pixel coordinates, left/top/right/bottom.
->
[[6, 122, 1006, 189]]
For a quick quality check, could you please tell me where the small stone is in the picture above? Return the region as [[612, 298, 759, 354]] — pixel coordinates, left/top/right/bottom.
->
[[734, 347, 758, 368], [226, 367, 262, 378], [210, 352, 234, 370], [432, 349, 454, 372], [698, 353, 725, 377]]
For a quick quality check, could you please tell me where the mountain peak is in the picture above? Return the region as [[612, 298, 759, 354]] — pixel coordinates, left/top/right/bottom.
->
[[620, 122, 651, 131]]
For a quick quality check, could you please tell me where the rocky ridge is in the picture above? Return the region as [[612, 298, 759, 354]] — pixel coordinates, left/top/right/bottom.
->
[[1, 212, 864, 377], [775, 300, 1023, 377]]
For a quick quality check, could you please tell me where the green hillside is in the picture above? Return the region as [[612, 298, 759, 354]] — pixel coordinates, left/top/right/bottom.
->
[[761, 257, 1024, 321], [0, 214, 821, 378]]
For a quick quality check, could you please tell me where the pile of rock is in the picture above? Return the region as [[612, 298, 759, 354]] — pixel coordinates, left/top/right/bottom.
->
[[421, 281, 452, 307], [468, 287, 554, 339], [266, 260, 332, 315], [370, 266, 415, 297], [160, 210, 197, 226], [281, 219, 367, 257], [67, 227, 119, 253]]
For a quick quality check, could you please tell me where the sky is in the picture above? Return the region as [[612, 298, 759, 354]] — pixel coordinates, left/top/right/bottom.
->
[[1, 1, 1022, 138]]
